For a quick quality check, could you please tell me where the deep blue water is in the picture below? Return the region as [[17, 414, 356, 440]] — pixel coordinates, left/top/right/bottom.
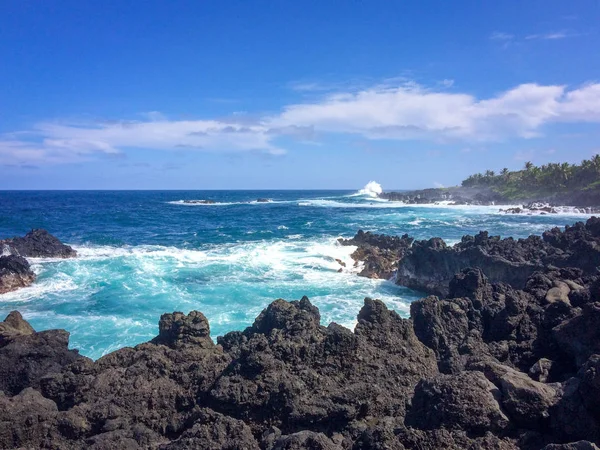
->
[[0, 188, 592, 359]]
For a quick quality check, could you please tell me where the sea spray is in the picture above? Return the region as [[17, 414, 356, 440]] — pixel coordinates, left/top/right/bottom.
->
[[357, 181, 383, 197], [0, 189, 594, 359]]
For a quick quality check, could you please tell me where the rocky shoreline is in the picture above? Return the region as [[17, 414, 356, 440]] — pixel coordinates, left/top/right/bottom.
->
[[1, 220, 600, 448], [0, 229, 77, 294], [378, 186, 600, 211], [346, 217, 600, 298]]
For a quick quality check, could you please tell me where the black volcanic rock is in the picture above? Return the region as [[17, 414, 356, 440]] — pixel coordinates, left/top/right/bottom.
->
[[392, 217, 600, 297], [151, 310, 212, 348], [0, 254, 36, 294], [0, 229, 76, 294], [4, 221, 600, 449], [406, 371, 511, 435], [1, 228, 77, 258], [339, 230, 413, 279], [379, 186, 506, 205], [0, 311, 84, 396]]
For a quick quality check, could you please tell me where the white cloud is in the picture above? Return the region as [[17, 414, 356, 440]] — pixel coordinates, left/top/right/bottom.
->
[[525, 31, 572, 40], [272, 82, 598, 142], [3, 81, 600, 166], [490, 32, 514, 41]]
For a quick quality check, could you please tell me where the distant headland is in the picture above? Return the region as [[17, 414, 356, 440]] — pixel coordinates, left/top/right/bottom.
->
[[380, 158, 600, 210]]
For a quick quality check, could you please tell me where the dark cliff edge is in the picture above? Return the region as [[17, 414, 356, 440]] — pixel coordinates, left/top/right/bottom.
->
[[343, 217, 600, 298], [0, 229, 76, 294], [379, 186, 600, 211], [2, 222, 600, 448]]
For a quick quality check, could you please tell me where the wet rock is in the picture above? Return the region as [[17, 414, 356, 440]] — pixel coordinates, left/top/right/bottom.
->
[[338, 230, 413, 279], [396, 232, 546, 297], [0, 254, 36, 294], [351, 217, 600, 298], [3, 239, 600, 449], [1, 228, 77, 258]]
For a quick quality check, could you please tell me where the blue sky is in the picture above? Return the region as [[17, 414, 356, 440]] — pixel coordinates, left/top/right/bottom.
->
[[1, 0, 599, 190]]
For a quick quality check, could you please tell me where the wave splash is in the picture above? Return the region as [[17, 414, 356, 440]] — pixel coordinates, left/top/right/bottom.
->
[[356, 181, 383, 198]]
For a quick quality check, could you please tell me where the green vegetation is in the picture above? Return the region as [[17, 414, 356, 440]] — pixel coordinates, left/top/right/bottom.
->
[[461, 156, 600, 200]]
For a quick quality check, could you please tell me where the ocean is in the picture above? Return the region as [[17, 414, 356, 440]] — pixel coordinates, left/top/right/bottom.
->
[[0, 185, 593, 359]]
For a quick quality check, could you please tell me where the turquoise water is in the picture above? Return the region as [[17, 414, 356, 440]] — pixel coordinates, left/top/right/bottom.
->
[[0, 188, 593, 359]]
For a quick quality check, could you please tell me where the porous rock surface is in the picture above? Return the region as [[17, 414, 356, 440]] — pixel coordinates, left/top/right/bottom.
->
[[1, 228, 77, 258], [0, 254, 36, 294], [347, 217, 600, 297], [2, 221, 600, 448]]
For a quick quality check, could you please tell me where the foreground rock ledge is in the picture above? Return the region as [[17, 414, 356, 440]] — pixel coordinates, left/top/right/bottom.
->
[[0, 229, 76, 294], [2, 264, 600, 449]]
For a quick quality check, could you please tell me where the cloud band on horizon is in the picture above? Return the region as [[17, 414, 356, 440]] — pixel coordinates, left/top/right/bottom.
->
[[2, 81, 600, 166]]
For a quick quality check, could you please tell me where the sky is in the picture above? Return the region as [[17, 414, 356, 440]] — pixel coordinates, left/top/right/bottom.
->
[[1, 0, 600, 190]]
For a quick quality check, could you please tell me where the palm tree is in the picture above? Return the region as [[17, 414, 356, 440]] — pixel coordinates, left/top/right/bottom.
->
[[558, 162, 571, 187], [592, 154, 600, 174], [524, 161, 534, 171]]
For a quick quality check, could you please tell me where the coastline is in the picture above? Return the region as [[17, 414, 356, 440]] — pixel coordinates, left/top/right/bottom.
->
[[2, 218, 600, 448], [378, 185, 600, 212]]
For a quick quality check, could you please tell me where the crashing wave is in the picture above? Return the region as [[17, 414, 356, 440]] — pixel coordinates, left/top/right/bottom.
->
[[357, 181, 383, 198]]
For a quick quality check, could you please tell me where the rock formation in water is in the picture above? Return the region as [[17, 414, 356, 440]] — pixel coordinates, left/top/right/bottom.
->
[[346, 217, 600, 298], [0, 229, 76, 294], [1, 228, 77, 259], [338, 230, 414, 279], [0, 255, 36, 294]]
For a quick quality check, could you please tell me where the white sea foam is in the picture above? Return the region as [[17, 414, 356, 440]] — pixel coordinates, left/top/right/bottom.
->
[[495, 204, 597, 217], [356, 181, 383, 198], [167, 199, 289, 206]]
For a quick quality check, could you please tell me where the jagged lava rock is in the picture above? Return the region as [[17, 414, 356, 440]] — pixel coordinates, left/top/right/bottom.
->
[[0, 311, 84, 396], [339, 230, 413, 279], [0, 254, 36, 294], [1, 228, 77, 258]]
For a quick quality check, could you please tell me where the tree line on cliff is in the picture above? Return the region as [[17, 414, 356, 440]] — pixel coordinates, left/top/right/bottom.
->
[[461, 156, 600, 200]]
